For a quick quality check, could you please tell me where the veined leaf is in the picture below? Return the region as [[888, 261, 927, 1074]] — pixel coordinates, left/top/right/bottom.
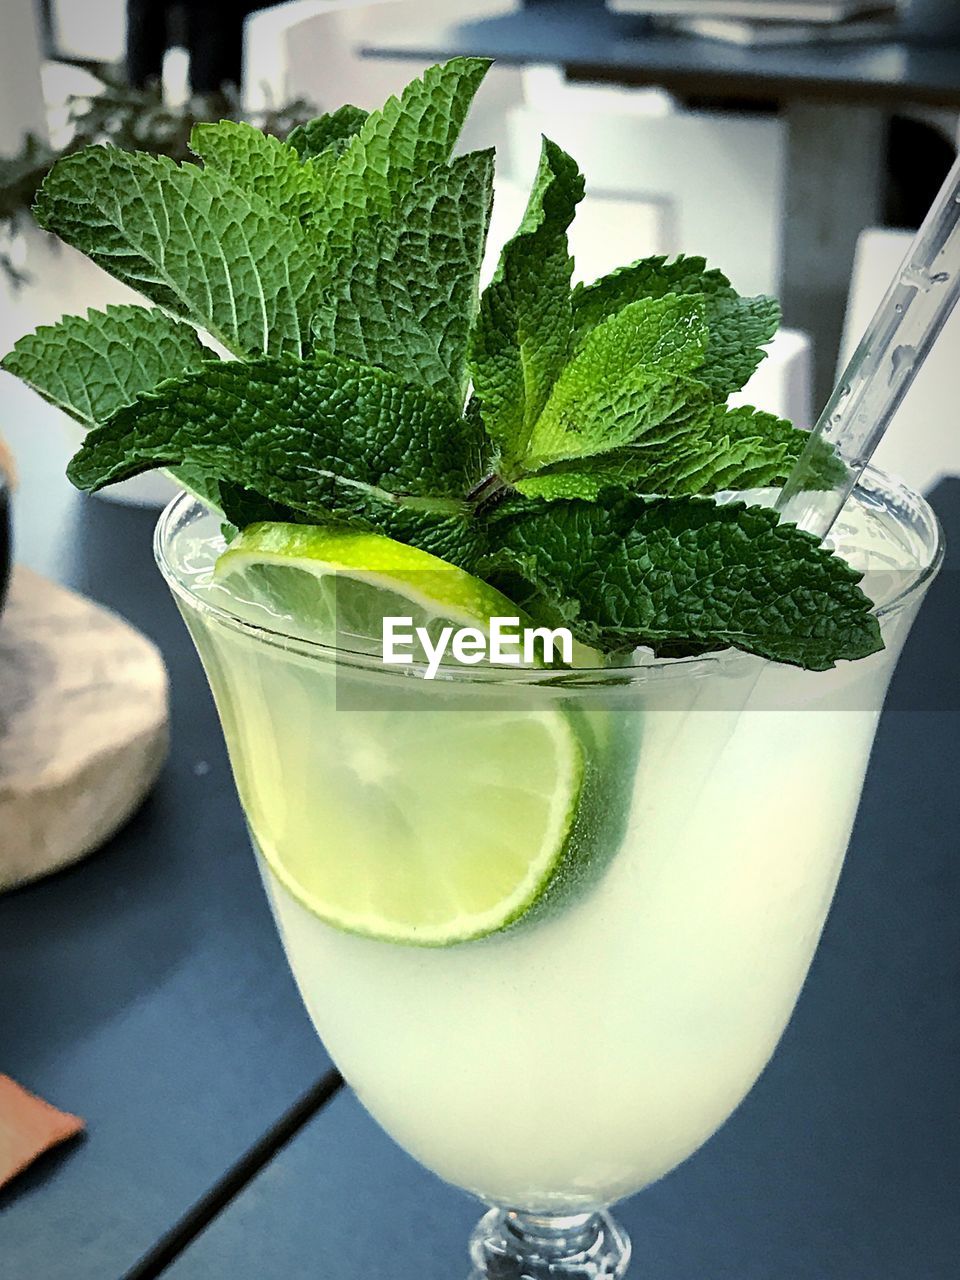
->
[[34, 146, 322, 359], [314, 58, 490, 257], [517, 405, 845, 499], [469, 138, 584, 467], [67, 353, 490, 511], [287, 105, 369, 161], [486, 494, 882, 669], [520, 294, 710, 471], [700, 293, 780, 397], [572, 255, 727, 335], [572, 254, 779, 396], [312, 149, 494, 407], [190, 121, 323, 219], [0, 304, 206, 426]]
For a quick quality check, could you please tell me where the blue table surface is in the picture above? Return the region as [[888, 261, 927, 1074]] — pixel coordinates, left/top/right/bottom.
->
[[1, 383, 958, 1278], [169, 482, 960, 1279], [363, 0, 960, 106], [0, 411, 333, 1278]]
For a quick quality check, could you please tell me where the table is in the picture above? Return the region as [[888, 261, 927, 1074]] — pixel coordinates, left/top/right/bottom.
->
[[0, 384, 957, 1276], [362, 0, 960, 404], [0, 390, 336, 1278]]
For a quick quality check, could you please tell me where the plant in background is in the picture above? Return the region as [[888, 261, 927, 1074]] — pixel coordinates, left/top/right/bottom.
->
[[0, 70, 316, 285], [2, 57, 879, 670]]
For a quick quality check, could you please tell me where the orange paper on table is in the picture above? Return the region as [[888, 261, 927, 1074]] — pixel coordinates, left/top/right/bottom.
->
[[0, 1074, 84, 1188]]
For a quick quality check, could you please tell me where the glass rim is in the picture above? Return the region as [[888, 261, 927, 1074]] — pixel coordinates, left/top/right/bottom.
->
[[154, 463, 944, 686]]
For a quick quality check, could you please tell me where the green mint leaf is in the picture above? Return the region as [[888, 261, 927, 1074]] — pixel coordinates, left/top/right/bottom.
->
[[517, 405, 845, 500], [314, 58, 490, 256], [707, 406, 846, 490], [571, 255, 728, 334], [485, 494, 882, 669], [571, 254, 779, 396], [66, 353, 489, 513], [700, 294, 780, 397], [515, 440, 727, 502], [519, 294, 710, 471], [34, 146, 321, 358], [0, 304, 206, 426], [469, 138, 584, 469], [190, 121, 322, 219], [287, 105, 369, 161], [312, 149, 494, 407], [170, 460, 224, 510]]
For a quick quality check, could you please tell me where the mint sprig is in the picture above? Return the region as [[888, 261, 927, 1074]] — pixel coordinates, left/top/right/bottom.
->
[[1, 57, 878, 671], [469, 138, 584, 468], [2, 304, 207, 426], [67, 353, 488, 508], [311, 148, 494, 406], [483, 495, 881, 671]]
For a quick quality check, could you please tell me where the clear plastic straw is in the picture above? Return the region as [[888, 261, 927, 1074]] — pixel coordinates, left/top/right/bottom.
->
[[775, 154, 960, 539]]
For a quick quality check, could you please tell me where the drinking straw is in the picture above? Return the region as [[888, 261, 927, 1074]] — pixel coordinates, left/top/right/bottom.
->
[[775, 155, 960, 539]]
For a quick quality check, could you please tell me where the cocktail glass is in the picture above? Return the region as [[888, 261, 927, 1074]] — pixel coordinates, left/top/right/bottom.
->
[[155, 465, 941, 1278]]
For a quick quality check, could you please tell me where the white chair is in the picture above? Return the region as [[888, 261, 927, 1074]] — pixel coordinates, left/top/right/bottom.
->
[[0, 0, 47, 156], [838, 228, 960, 494], [46, 0, 126, 65], [503, 65, 786, 299]]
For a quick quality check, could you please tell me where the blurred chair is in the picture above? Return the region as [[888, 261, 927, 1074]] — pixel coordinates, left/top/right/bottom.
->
[[504, 65, 785, 299], [731, 329, 813, 429], [1, 0, 48, 155], [839, 228, 960, 493], [40, 0, 125, 69]]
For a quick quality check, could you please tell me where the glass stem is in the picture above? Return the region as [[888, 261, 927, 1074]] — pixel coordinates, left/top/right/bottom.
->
[[468, 1207, 631, 1278]]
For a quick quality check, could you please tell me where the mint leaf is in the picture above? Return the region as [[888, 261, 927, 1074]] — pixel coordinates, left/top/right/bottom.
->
[[571, 255, 728, 335], [314, 58, 490, 256], [486, 495, 882, 669], [700, 294, 780, 397], [515, 438, 728, 501], [572, 255, 779, 396], [312, 149, 494, 407], [708, 406, 846, 490], [67, 353, 489, 511], [0, 304, 206, 426], [34, 147, 321, 358], [469, 138, 584, 468], [190, 121, 322, 219], [287, 105, 369, 161], [520, 294, 710, 471], [517, 405, 845, 500]]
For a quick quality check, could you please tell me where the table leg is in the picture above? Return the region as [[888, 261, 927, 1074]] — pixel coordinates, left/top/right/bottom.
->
[[780, 101, 887, 410]]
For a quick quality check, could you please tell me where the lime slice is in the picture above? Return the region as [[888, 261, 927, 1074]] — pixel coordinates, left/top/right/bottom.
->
[[213, 523, 586, 945], [213, 522, 526, 654]]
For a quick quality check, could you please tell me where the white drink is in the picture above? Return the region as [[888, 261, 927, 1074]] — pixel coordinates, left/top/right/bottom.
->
[[165, 472, 937, 1213]]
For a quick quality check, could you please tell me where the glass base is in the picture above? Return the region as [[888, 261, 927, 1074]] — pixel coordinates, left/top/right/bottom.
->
[[468, 1208, 631, 1279]]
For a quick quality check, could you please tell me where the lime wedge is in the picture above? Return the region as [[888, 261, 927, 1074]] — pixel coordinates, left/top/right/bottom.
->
[[213, 523, 525, 654], [213, 523, 586, 945]]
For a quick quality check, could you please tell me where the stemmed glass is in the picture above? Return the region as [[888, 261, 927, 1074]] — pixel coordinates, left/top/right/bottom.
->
[[156, 464, 941, 1278]]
